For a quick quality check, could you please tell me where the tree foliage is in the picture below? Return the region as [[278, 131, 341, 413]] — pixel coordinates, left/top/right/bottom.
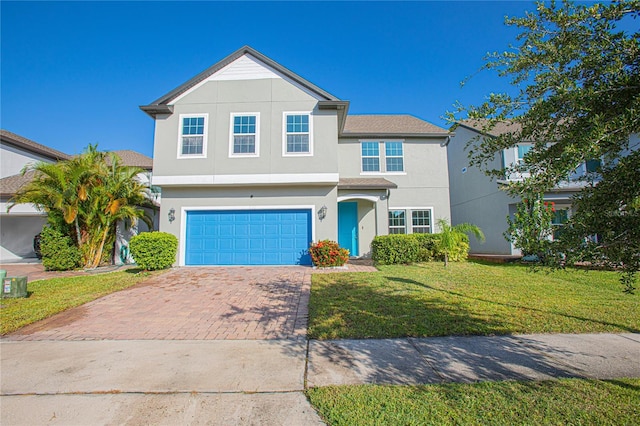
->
[[448, 0, 640, 289], [505, 192, 556, 259], [10, 145, 155, 269]]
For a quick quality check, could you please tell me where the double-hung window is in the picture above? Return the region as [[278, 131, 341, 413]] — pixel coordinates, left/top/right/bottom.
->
[[385, 142, 404, 172], [179, 114, 207, 157], [361, 141, 404, 173], [230, 113, 259, 156], [388, 208, 433, 234], [284, 113, 312, 155], [411, 210, 432, 233], [388, 210, 406, 234], [361, 142, 380, 172]]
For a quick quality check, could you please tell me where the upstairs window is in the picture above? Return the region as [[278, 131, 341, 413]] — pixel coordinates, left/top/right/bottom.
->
[[385, 142, 404, 172], [361, 142, 380, 172], [284, 113, 311, 155], [516, 144, 532, 165], [179, 114, 207, 157], [230, 114, 259, 156], [361, 141, 404, 173]]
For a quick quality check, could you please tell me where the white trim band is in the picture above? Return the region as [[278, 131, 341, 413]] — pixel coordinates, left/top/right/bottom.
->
[[152, 173, 340, 186]]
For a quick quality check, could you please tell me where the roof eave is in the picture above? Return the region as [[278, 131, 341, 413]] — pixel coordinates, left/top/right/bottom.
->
[[341, 132, 450, 139], [139, 104, 174, 118]]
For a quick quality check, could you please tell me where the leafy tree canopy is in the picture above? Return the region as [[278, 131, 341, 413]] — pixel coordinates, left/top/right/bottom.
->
[[447, 0, 640, 290], [448, 0, 639, 191]]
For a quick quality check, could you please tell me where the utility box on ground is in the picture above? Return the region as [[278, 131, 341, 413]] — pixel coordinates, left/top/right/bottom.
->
[[2, 276, 28, 298]]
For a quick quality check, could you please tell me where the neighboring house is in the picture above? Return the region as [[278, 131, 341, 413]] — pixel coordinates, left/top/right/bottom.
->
[[0, 130, 157, 263], [0, 130, 71, 262], [447, 121, 601, 255], [141, 46, 451, 266]]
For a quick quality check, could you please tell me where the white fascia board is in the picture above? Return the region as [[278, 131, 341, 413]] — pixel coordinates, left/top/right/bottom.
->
[[152, 173, 339, 186]]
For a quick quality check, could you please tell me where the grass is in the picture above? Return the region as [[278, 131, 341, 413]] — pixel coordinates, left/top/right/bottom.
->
[[306, 378, 640, 426], [0, 269, 157, 335], [308, 261, 640, 339]]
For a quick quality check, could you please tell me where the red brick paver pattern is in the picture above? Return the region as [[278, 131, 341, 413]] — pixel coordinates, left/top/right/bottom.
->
[[6, 267, 312, 341]]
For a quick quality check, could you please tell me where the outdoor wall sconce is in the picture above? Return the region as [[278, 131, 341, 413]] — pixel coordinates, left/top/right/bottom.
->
[[318, 205, 327, 221], [168, 208, 176, 223]]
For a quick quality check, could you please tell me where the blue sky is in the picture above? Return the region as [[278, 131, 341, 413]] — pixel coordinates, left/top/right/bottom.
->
[[2, 1, 538, 157]]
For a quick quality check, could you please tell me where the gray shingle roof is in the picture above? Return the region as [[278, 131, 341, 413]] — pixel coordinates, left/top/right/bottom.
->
[[338, 177, 397, 190], [343, 115, 448, 136], [1, 129, 70, 161], [0, 171, 37, 197], [111, 150, 153, 170]]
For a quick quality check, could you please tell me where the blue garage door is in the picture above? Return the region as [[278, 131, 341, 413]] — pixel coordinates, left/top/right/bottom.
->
[[185, 209, 312, 265]]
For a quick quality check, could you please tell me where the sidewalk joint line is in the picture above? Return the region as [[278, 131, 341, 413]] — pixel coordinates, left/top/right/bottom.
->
[[407, 337, 446, 382]]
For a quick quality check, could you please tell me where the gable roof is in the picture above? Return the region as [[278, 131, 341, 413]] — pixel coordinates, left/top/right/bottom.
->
[[140, 46, 343, 118], [111, 150, 153, 170], [1, 129, 70, 161], [342, 115, 449, 137]]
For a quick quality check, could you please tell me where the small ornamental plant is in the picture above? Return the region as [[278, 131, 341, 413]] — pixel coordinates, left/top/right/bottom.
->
[[309, 240, 350, 268]]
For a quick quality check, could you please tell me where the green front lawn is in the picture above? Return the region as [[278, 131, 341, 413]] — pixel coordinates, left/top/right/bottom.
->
[[309, 261, 639, 339], [0, 270, 157, 335], [307, 379, 640, 426]]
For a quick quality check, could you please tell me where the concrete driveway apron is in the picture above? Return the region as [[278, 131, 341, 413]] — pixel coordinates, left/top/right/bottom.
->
[[1, 267, 326, 425], [5, 266, 311, 341]]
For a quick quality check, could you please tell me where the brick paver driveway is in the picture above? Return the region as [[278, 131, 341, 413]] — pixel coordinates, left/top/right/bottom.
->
[[6, 267, 312, 341]]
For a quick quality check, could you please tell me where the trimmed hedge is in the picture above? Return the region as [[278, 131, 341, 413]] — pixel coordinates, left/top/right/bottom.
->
[[40, 226, 81, 271], [371, 233, 469, 265], [129, 232, 178, 270]]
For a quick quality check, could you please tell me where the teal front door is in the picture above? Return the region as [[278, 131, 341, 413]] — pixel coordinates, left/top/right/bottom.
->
[[338, 202, 358, 257]]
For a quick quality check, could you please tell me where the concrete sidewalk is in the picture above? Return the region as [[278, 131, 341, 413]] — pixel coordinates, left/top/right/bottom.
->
[[308, 333, 640, 387], [1, 333, 639, 425]]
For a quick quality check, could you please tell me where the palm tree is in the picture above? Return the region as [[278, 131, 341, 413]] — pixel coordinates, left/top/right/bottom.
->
[[10, 146, 154, 269], [436, 218, 485, 267], [84, 153, 154, 268]]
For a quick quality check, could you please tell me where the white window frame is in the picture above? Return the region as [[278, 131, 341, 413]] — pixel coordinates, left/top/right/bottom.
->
[[282, 112, 313, 157], [388, 207, 435, 234], [229, 113, 260, 158], [388, 209, 406, 234], [384, 141, 405, 173], [411, 209, 433, 234], [177, 113, 208, 159], [360, 140, 406, 175]]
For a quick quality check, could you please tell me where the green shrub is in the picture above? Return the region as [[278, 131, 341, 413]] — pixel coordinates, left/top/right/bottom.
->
[[129, 232, 178, 270], [371, 234, 421, 265], [371, 233, 470, 265], [310, 240, 350, 267], [39, 226, 81, 271]]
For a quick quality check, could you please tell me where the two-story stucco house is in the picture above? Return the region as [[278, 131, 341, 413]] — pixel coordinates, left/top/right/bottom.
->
[[141, 46, 451, 266], [0, 130, 71, 262], [447, 121, 599, 255]]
